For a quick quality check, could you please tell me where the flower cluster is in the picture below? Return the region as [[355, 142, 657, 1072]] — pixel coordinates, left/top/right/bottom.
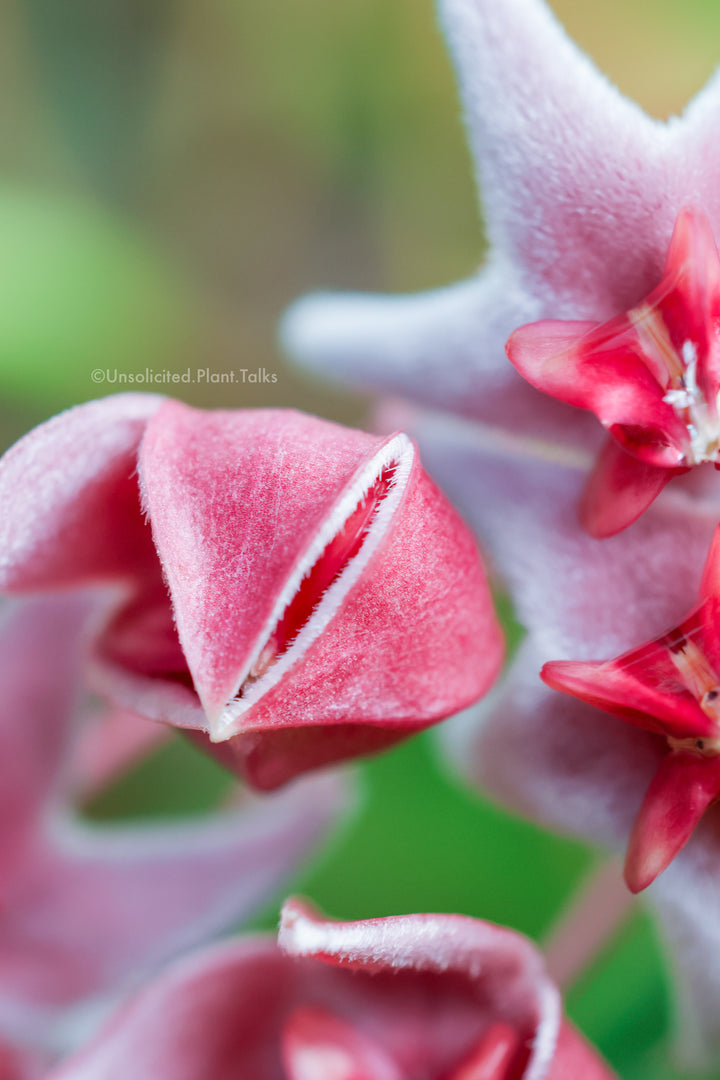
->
[[282, 0, 720, 1071], [3, 0, 720, 1075]]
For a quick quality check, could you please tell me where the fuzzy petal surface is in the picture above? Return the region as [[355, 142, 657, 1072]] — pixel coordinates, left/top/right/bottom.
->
[[1, 396, 502, 788], [0, 597, 349, 1050], [0, 395, 162, 591], [49, 903, 615, 1080]]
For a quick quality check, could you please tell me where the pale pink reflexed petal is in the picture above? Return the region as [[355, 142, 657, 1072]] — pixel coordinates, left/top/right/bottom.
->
[[0, 596, 90, 882], [439, 0, 669, 311], [281, 271, 596, 440], [625, 752, 720, 893], [0, 395, 162, 592], [0, 771, 348, 1026]]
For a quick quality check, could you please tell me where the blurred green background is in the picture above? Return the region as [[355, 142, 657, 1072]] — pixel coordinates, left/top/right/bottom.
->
[[3, 1, 720, 1076]]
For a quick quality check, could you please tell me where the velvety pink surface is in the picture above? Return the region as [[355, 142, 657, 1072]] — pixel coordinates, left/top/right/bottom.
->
[[199, 456, 503, 789], [49, 902, 615, 1080], [0, 395, 502, 789], [139, 402, 379, 722], [0, 596, 348, 1053]]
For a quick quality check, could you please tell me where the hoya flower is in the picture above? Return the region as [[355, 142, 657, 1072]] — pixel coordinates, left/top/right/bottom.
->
[[49, 900, 615, 1080], [0, 593, 347, 1054], [543, 522, 720, 893], [508, 207, 720, 535], [0, 394, 501, 790], [281, 0, 720, 462], [407, 409, 720, 1065]]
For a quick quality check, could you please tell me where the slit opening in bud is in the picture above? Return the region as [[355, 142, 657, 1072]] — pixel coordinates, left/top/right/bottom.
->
[[209, 433, 414, 740]]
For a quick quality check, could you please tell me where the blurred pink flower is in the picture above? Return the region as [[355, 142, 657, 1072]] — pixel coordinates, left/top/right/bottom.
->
[[0, 594, 347, 1055], [49, 900, 615, 1080], [0, 394, 502, 790], [281, 0, 720, 459]]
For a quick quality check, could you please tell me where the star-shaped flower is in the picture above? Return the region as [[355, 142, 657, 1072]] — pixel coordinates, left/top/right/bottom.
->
[[48, 900, 615, 1080], [0, 394, 502, 790], [280, 0, 720, 461], [508, 207, 720, 535], [543, 522, 720, 892], [397, 405, 720, 1065], [0, 594, 347, 1056]]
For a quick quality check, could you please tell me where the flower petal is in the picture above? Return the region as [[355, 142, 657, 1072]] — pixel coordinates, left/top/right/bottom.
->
[[138, 400, 503, 785], [439, 0, 667, 312], [46, 939, 291, 1080], [578, 438, 679, 538], [279, 898, 560, 1080], [49, 904, 616, 1080], [0, 770, 349, 1035], [0, 596, 90, 883], [624, 751, 720, 892], [138, 401, 383, 727], [282, 1007, 402, 1080], [542, 654, 715, 742], [0, 395, 162, 592], [281, 270, 593, 440]]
